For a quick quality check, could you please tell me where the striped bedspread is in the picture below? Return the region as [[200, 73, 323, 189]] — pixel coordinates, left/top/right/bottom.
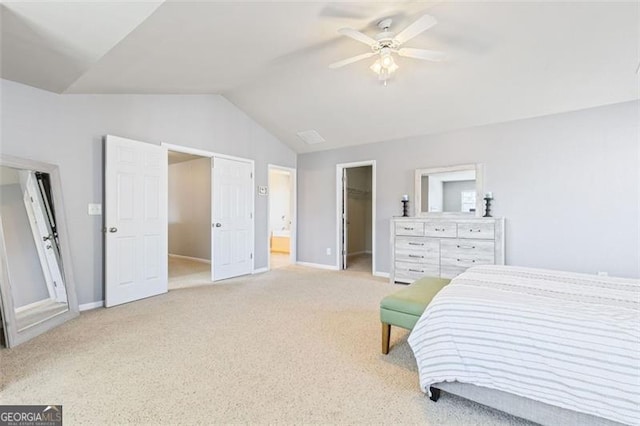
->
[[407, 265, 640, 425]]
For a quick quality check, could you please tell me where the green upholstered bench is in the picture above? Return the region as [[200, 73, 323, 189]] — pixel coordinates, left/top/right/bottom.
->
[[380, 276, 451, 354]]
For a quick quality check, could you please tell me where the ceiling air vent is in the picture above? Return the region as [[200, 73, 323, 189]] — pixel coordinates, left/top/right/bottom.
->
[[296, 130, 326, 145]]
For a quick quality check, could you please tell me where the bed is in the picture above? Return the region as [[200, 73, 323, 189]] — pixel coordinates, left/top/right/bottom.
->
[[407, 265, 640, 426]]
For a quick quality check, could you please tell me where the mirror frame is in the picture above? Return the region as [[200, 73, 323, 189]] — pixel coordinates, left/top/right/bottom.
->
[[0, 155, 79, 347], [414, 163, 484, 217]]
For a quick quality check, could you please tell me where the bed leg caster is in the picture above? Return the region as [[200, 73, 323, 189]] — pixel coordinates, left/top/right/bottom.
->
[[429, 387, 441, 402]]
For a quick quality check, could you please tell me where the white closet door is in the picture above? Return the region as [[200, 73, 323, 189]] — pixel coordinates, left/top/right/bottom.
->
[[342, 168, 348, 270], [104, 135, 168, 307], [211, 157, 253, 281]]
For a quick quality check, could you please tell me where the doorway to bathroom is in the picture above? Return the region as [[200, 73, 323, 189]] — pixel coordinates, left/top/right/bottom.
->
[[267, 165, 296, 270]]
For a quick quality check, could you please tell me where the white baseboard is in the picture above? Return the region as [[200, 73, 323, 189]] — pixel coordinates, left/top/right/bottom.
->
[[168, 253, 211, 264], [15, 298, 52, 313], [296, 261, 340, 271], [346, 251, 373, 257], [373, 271, 390, 278], [79, 301, 104, 311], [252, 267, 268, 274]]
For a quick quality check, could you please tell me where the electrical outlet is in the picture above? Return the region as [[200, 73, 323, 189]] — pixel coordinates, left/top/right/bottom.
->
[[597, 271, 608, 277], [326, 248, 332, 256], [88, 203, 102, 216]]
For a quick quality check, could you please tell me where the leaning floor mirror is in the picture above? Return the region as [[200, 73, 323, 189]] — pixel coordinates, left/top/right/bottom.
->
[[0, 155, 78, 348]]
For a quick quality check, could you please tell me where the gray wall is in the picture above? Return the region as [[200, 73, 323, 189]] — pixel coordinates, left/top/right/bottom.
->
[[0, 182, 50, 307], [168, 157, 211, 260], [0, 79, 296, 305], [298, 101, 640, 279]]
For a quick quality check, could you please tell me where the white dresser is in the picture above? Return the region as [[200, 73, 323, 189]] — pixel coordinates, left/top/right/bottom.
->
[[390, 217, 505, 283]]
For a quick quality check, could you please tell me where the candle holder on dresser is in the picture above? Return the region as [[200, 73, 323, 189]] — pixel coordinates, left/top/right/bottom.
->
[[401, 195, 409, 217], [483, 192, 493, 218], [401, 200, 409, 217]]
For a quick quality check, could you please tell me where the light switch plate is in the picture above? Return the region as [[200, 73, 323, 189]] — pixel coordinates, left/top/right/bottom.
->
[[88, 203, 102, 216]]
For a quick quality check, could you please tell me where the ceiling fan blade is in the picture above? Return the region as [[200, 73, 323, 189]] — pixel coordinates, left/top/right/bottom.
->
[[338, 27, 377, 46], [329, 52, 376, 69], [394, 14, 438, 45], [397, 48, 447, 61]]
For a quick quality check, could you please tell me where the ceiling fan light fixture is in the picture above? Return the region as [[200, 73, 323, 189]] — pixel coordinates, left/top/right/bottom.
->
[[370, 60, 382, 74], [371, 58, 398, 75], [330, 13, 444, 84], [380, 48, 394, 68]]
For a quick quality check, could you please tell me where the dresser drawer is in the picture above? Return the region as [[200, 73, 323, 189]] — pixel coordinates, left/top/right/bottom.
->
[[395, 249, 439, 264], [457, 222, 495, 240], [424, 222, 457, 238], [441, 237, 494, 268], [395, 261, 440, 282], [395, 222, 424, 236], [395, 236, 438, 251], [441, 255, 495, 269], [441, 239, 495, 259], [441, 266, 467, 279], [395, 237, 439, 264]]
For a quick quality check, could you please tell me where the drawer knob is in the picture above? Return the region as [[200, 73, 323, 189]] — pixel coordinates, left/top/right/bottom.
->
[[457, 258, 477, 263], [435, 228, 444, 231], [409, 269, 424, 273], [457, 245, 476, 249], [469, 229, 481, 232], [408, 254, 424, 258], [408, 242, 424, 246], [404, 227, 414, 230]]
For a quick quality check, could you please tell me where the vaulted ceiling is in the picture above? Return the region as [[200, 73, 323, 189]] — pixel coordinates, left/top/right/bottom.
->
[[2, 1, 639, 153]]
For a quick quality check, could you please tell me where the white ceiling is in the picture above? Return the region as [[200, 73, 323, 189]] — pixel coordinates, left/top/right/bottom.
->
[[2, 1, 639, 153]]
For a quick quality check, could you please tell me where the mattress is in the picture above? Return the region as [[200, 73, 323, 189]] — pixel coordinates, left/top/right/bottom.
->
[[408, 265, 640, 425]]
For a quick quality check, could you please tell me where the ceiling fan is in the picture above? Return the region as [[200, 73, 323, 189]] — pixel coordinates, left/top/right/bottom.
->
[[329, 14, 446, 84]]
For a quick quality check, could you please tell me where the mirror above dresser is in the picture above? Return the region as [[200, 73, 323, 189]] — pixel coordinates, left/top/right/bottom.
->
[[414, 164, 483, 217]]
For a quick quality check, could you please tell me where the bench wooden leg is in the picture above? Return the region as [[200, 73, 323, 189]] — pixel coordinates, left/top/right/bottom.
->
[[382, 323, 391, 354]]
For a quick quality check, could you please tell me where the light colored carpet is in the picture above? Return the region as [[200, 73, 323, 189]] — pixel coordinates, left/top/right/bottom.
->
[[346, 253, 372, 273], [0, 264, 532, 425]]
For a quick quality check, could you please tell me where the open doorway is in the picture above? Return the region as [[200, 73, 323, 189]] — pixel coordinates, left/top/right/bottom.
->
[[336, 161, 376, 275], [167, 150, 211, 289], [268, 165, 296, 270], [163, 142, 255, 285]]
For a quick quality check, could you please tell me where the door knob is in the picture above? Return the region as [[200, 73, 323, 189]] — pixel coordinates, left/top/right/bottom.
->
[[214, 223, 222, 228], [109, 227, 118, 233]]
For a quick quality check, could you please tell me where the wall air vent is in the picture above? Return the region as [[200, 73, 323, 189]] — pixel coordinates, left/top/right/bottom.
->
[[296, 130, 326, 145]]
